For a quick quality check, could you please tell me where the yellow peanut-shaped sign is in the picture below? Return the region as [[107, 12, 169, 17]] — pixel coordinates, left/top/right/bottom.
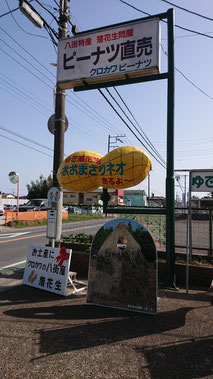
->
[[98, 145, 152, 189], [57, 150, 103, 192]]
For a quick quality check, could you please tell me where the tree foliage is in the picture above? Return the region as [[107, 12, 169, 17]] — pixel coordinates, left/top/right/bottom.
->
[[26, 174, 53, 199]]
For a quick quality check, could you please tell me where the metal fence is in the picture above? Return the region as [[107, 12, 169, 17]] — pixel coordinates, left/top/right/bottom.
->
[[175, 208, 212, 256], [124, 209, 213, 256]]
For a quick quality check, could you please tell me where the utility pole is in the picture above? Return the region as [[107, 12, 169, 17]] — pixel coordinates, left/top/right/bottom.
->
[[53, 0, 69, 245], [108, 134, 126, 153], [148, 173, 150, 207], [19, 0, 69, 245]]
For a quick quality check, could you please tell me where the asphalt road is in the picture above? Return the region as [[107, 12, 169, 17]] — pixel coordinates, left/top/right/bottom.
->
[[0, 219, 107, 269]]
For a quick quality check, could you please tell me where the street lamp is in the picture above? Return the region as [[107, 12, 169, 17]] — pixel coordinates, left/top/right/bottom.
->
[[19, 0, 44, 28]]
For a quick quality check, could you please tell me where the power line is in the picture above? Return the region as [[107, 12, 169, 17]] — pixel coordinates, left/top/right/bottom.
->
[[98, 89, 166, 169], [66, 95, 122, 135], [0, 45, 53, 89], [0, 1, 34, 18], [0, 73, 52, 110], [105, 87, 166, 165], [0, 125, 53, 152], [111, 86, 166, 164], [71, 91, 123, 134], [160, 0, 213, 22], [0, 84, 49, 116], [4, 0, 49, 39], [0, 25, 126, 136], [0, 6, 20, 18], [0, 6, 172, 164], [0, 33, 124, 137], [0, 26, 56, 78], [119, 0, 213, 40], [0, 37, 55, 85], [34, 0, 59, 25], [160, 44, 213, 101], [0, 132, 52, 158]]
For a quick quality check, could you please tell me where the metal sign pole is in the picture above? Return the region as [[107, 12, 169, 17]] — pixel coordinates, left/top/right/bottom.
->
[[186, 171, 192, 293], [166, 8, 176, 288], [17, 179, 19, 213], [188, 172, 192, 263]]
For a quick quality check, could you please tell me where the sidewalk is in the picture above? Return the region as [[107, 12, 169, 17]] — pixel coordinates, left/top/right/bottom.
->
[[0, 267, 212, 378]]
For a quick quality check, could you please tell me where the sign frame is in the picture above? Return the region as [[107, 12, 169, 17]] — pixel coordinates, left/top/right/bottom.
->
[[57, 9, 176, 288], [57, 17, 160, 90]]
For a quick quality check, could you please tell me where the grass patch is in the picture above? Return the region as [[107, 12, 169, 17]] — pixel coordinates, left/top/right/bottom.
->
[[62, 214, 105, 223], [10, 213, 105, 228]]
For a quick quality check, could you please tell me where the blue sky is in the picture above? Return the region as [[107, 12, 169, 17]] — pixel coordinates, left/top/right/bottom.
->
[[0, 0, 213, 199], [103, 218, 146, 232]]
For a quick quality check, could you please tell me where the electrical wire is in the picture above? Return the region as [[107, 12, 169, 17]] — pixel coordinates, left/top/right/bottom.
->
[[34, 0, 59, 25], [66, 95, 123, 135], [0, 6, 20, 18], [3, 20, 164, 160], [160, 0, 213, 22], [0, 0, 34, 18], [4, 0, 49, 39], [1, 25, 151, 139], [0, 125, 53, 152], [0, 46, 53, 88], [119, 0, 213, 40], [71, 91, 124, 134], [1, 3, 202, 167], [0, 26, 56, 78], [0, 34, 125, 137], [160, 44, 213, 101], [0, 37, 55, 85], [0, 25, 127, 135], [109, 87, 166, 164], [0, 2, 166, 165], [98, 89, 166, 169], [0, 73, 52, 111], [0, 132, 53, 158], [0, 85, 49, 116]]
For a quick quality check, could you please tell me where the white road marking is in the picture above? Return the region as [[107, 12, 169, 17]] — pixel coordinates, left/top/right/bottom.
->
[[0, 231, 31, 239], [0, 260, 26, 270]]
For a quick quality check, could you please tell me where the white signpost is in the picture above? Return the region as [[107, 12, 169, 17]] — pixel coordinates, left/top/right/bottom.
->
[[23, 245, 71, 296], [57, 18, 160, 89], [47, 187, 61, 246]]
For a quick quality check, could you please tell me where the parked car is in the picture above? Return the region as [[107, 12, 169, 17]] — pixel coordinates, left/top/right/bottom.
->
[[0, 206, 4, 216], [4, 204, 14, 210], [68, 206, 74, 214], [18, 199, 49, 212]]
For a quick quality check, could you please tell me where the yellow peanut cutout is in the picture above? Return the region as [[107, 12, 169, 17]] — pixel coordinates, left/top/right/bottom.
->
[[57, 146, 152, 192], [57, 150, 103, 192], [98, 146, 152, 189]]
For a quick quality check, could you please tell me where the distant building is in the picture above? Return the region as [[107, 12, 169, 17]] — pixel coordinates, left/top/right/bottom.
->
[[0, 193, 15, 199], [63, 188, 124, 206], [147, 195, 166, 207], [124, 190, 147, 207], [191, 196, 213, 209]]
